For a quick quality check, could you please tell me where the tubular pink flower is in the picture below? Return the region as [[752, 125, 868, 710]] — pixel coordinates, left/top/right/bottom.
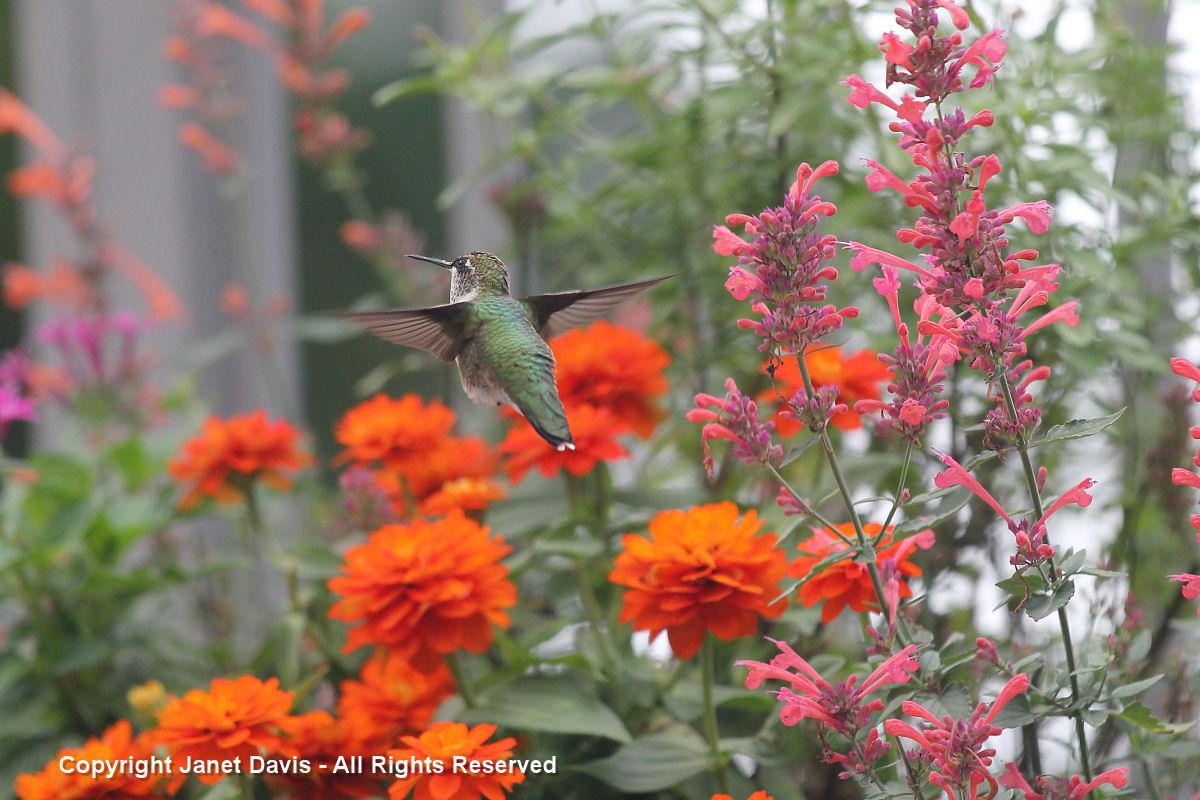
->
[[1019, 301, 1079, 339], [845, 74, 899, 111], [849, 243, 932, 278], [932, 449, 1014, 527], [935, 0, 970, 29], [712, 225, 749, 256], [998, 200, 1054, 234], [1170, 357, 1200, 383]]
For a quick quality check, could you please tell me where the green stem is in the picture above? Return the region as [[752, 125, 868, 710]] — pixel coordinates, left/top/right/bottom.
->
[[447, 652, 477, 708], [997, 374, 1093, 781], [238, 772, 255, 800], [767, 463, 856, 547], [573, 555, 618, 678], [796, 356, 909, 643], [700, 634, 728, 793], [880, 441, 914, 533]]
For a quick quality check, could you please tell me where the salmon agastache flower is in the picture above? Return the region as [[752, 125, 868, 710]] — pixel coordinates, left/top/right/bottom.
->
[[852, 268, 955, 441], [739, 639, 921, 778], [1000, 762, 1130, 799], [712, 161, 858, 356], [933, 450, 1094, 571], [1169, 356, 1200, 543], [843, 1, 1076, 452], [688, 377, 783, 480], [885, 673, 1030, 800]]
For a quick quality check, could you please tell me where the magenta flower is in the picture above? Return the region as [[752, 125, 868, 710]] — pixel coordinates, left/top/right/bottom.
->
[[932, 449, 1094, 569], [885, 673, 1029, 799], [1000, 762, 1130, 799], [711, 161, 858, 356], [739, 639, 920, 778], [687, 377, 783, 479], [841, 0, 1079, 453], [1169, 573, 1200, 617]]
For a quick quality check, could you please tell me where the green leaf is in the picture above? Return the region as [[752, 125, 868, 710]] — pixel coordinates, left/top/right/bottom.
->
[[1057, 548, 1087, 577], [1110, 675, 1163, 699], [464, 675, 630, 742], [1026, 579, 1075, 622], [575, 728, 711, 792], [1113, 702, 1195, 734], [1039, 408, 1126, 445], [990, 692, 1037, 728], [779, 436, 819, 466]]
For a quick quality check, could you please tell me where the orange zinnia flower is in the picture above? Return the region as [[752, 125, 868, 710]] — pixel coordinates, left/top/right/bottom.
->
[[550, 320, 670, 438], [337, 651, 455, 748], [610, 502, 788, 659], [419, 477, 507, 517], [265, 711, 382, 799], [500, 402, 630, 483], [335, 393, 456, 474], [712, 793, 776, 800], [168, 410, 312, 510], [15, 720, 160, 800], [761, 347, 891, 436], [152, 676, 294, 786], [327, 510, 517, 669], [388, 722, 524, 800], [789, 523, 934, 623]]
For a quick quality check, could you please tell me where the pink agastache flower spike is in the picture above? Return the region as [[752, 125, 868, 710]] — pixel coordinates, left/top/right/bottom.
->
[[854, 268, 952, 441], [842, 0, 1077, 453], [712, 162, 858, 356], [687, 378, 783, 479], [885, 673, 1030, 800], [1000, 762, 1130, 799], [1168, 355, 1200, 614], [739, 640, 920, 778], [933, 450, 1094, 570]]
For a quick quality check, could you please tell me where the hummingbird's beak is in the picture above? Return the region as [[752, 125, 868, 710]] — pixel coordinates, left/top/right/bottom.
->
[[406, 254, 453, 269]]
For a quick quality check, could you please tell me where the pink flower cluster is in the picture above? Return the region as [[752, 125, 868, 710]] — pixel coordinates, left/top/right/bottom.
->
[[713, 161, 858, 357], [885, 673, 1029, 799], [739, 640, 920, 778], [1000, 762, 1130, 799], [1167, 356, 1200, 615], [845, 0, 1079, 452], [687, 378, 782, 479], [933, 449, 1094, 571]]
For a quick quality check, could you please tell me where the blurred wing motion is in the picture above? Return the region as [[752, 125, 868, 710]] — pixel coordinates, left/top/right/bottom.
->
[[339, 303, 470, 362], [523, 274, 675, 339]]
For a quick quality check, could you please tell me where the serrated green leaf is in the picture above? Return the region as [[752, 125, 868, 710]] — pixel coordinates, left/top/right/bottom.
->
[[1026, 579, 1075, 621], [1039, 408, 1125, 445], [464, 675, 630, 742]]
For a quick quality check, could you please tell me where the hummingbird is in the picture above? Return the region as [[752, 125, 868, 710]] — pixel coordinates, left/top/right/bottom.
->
[[342, 251, 672, 451]]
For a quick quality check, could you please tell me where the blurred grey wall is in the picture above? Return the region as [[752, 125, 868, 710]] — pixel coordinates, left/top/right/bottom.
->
[[14, 0, 299, 418]]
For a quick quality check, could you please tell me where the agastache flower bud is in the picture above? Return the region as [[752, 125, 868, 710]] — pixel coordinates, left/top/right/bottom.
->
[[688, 378, 783, 479]]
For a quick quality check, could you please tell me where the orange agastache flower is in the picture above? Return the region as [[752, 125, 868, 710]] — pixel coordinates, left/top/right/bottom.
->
[[179, 122, 240, 176], [265, 711, 382, 799], [168, 410, 312, 510], [152, 676, 294, 786], [3, 264, 41, 309], [550, 320, 670, 438], [387, 722, 524, 800], [761, 347, 891, 436], [789, 523, 934, 623], [500, 402, 630, 483], [610, 502, 788, 659], [335, 393, 457, 473], [419, 477, 507, 517], [15, 720, 160, 800], [337, 651, 456, 748], [327, 510, 517, 670], [0, 89, 65, 158]]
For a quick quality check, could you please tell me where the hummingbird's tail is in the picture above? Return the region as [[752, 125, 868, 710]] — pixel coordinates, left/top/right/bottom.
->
[[523, 412, 575, 452]]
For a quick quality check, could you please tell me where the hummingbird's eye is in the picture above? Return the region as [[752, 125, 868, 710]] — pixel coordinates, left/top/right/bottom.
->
[[453, 258, 471, 271]]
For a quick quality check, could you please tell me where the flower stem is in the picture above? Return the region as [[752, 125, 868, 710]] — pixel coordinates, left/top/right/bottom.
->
[[572, 555, 618, 678], [447, 652, 477, 708], [238, 773, 255, 800], [796, 355, 909, 643], [880, 440, 914, 533], [700, 634, 728, 793], [997, 374, 1093, 781]]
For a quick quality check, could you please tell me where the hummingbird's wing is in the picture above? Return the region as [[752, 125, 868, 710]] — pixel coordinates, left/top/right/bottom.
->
[[523, 274, 674, 339], [339, 303, 471, 362]]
